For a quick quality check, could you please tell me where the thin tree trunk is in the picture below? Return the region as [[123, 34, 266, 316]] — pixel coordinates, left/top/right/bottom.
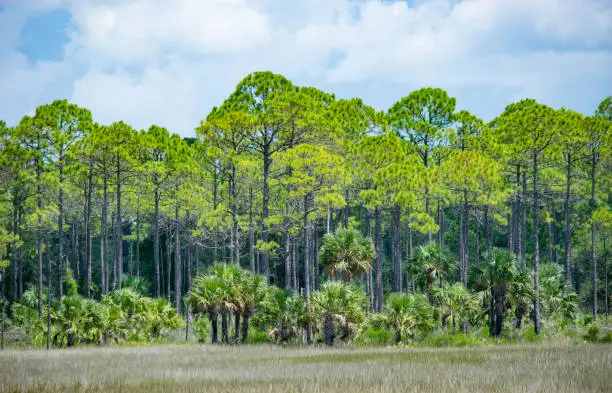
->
[[221, 310, 229, 344], [261, 154, 271, 283], [37, 162, 43, 318], [533, 152, 541, 335], [46, 237, 52, 350], [546, 187, 554, 264], [521, 171, 527, 268], [459, 203, 466, 286], [304, 194, 313, 344], [241, 313, 250, 343], [285, 232, 292, 291], [154, 185, 160, 297], [374, 206, 383, 312], [210, 313, 218, 344], [604, 235, 608, 326], [564, 153, 573, 283], [136, 204, 140, 279], [175, 197, 182, 315], [249, 187, 255, 272], [115, 156, 122, 290], [233, 312, 240, 343], [58, 151, 64, 297], [591, 154, 597, 319], [11, 198, 18, 300], [167, 231, 172, 301]]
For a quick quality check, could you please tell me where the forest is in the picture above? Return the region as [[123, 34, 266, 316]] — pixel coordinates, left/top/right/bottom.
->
[[0, 71, 610, 349]]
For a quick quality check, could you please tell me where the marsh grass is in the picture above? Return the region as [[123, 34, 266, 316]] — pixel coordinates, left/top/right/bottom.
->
[[0, 343, 610, 393]]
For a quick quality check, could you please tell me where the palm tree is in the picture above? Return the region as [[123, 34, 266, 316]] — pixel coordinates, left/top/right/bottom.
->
[[508, 268, 533, 328], [370, 293, 434, 343], [433, 283, 479, 334], [540, 263, 577, 322], [319, 228, 375, 282], [238, 272, 269, 343], [209, 263, 243, 343], [187, 274, 222, 343], [311, 281, 367, 345], [405, 243, 457, 300], [471, 249, 520, 337], [261, 289, 307, 344]]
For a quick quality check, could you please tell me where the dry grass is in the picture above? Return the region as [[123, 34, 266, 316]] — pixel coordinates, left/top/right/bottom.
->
[[0, 343, 610, 393]]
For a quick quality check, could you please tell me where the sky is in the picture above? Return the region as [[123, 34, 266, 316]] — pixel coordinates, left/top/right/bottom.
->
[[0, 0, 611, 137]]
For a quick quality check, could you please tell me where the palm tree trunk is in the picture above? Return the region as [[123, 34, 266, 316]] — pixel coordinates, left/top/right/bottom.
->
[[233, 312, 240, 343], [324, 312, 335, 346], [221, 310, 229, 344], [241, 312, 250, 343], [210, 313, 218, 344]]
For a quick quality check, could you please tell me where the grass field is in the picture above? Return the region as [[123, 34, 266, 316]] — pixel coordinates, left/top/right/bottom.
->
[[0, 343, 610, 393]]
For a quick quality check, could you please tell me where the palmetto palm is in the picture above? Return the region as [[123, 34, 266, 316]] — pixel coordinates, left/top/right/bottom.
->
[[319, 228, 375, 282], [405, 243, 457, 299], [51, 295, 102, 347], [209, 263, 243, 343], [260, 288, 307, 343], [238, 273, 269, 343], [311, 281, 367, 345], [142, 297, 183, 340], [433, 282, 479, 334], [187, 274, 223, 343], [471, 249, 522, 337], [540, 263, 577, 321], [370, 293, 434, 343]]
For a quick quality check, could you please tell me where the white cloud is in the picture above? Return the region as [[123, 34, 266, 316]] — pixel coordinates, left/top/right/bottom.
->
[[0, 0, 611, 136]]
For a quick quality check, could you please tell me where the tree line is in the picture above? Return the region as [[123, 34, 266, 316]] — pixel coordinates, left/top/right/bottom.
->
[[0, 71, 610, 348]]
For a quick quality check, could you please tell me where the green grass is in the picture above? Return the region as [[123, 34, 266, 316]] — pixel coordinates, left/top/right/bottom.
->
[[0, 343, 610, 392]]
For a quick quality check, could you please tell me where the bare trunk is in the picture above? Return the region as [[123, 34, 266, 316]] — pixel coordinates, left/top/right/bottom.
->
[[521, 171, 527, 268], [304, 194, 313, 344], [249, 187, 255, 272], [37, 162, 43, 318], [591, 154, 597, 319], [564, 155, 572, 283], [175, 196, 182, 315], [57, 153, 65, 298], [154, 185, 160, 297], [115, 157, 122, 290], [374, 207, 383, 312], [533, 152, 541, 335], [261, 154, 271, 283], [392, 206, 402, 292]]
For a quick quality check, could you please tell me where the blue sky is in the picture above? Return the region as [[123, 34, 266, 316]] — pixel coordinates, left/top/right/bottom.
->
[[1, 0, 611, 136]]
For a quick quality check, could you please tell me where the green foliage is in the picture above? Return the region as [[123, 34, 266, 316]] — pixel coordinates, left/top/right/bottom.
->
[[319, 228, 375, 282]]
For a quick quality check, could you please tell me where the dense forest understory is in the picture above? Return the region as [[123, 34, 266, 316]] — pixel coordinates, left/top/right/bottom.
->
[[0, 72, 610, 348]]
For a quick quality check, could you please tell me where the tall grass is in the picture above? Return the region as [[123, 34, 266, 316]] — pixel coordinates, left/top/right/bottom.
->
[[0, 343, 609, 392]]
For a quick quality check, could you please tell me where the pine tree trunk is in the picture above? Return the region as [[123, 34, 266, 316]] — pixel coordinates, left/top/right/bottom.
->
[[374, 207, 383, 312], [37, 162, 43, 318], [521, 172, 527, 268], [115, 156, 122, 290], [459, 203, 466, 286], [167, 232, 172, 301], [175, 197, 182, 315], [249, 187, 255, 272], [136, 205, 140, 279], [58, 151, 64, 298], [261, 153, 271, 283], [591, 154, 597, 319], [154, 185, 160, 297], [304, 194, 313, 344], [285, 232, 292, 291], [392, 206, 401, 292], [565, 153, 575, 278], [533, 152, 541, 335], [101, 175, 108, 295]]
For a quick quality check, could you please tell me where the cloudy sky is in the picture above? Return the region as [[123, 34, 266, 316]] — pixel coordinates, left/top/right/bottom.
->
[[1, 0, 611, 136]]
